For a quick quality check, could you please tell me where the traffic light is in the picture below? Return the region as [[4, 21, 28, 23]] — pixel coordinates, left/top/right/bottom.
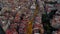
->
[[0, 7, 2, 11]]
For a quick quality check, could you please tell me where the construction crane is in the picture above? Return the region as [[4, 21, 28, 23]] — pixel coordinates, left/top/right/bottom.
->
[[27, 0, 39, 34]]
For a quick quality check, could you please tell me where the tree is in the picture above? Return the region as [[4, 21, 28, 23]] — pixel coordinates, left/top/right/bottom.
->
[[0, 25, 5, 34], [42, 9, 57, 34]]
